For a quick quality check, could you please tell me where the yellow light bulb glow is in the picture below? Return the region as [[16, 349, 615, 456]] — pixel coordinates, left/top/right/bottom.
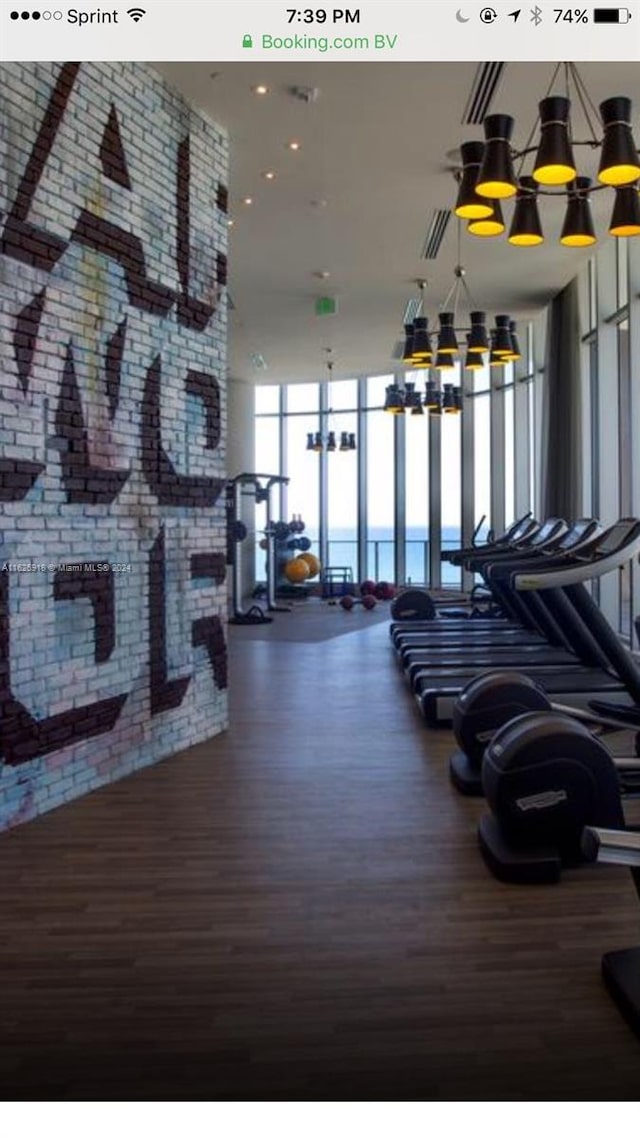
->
[[532, 163, 576, 186], [508, 232, 544, 247], [599, 163, 640, 187], [469, 218, 505, 236], [561, 233, 597, 247], [610, 223, 640, 237], [475, 181, 516, 200], [455, 202, 494, 220]]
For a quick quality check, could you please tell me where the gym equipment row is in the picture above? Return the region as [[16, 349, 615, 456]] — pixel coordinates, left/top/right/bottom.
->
[[389, 519, 640, 1042], [390, 517, 640, 725]]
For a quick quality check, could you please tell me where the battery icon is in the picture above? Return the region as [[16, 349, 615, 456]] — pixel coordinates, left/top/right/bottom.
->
[[593, 7, 632, 20]]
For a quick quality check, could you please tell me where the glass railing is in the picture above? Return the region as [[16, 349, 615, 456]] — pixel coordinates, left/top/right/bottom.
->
[[324, 538, 462, 587]]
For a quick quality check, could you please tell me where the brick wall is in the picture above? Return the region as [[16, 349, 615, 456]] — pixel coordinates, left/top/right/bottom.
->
[[0, 62, 229, 831]]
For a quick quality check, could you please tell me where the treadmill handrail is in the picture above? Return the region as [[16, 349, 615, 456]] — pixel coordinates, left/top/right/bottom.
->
[[447, 518, 540, 565], [514, 526, 640, 591], [472, 519, 567, 561], [485, 522, 604, 580]]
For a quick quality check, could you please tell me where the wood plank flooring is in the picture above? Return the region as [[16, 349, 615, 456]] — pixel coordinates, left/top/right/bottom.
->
[[1, 613, 640, 1100]]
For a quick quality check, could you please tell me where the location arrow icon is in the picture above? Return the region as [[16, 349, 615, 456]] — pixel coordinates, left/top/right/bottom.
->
[[508, 8, 521, 18]]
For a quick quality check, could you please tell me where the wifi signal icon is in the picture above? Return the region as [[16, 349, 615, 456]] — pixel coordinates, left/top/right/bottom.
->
[[127, 7, 146, 21]]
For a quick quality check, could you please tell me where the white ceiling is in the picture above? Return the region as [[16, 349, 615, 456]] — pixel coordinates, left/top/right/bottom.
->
[[153, 61, 640, 383]]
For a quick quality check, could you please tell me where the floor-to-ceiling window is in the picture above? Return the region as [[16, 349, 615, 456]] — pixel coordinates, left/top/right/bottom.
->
[[284, 384, 321, 558], [253, 357, 533, 592], [618, 315, 632, 638], [441, 363, 462, 585], [366, 375, 395, 581], [254, 385, 282, 579], [473, 363, 491, 540], [405, 369, 429, 584], [503, 377, 515, 526], [327, 378, 359, 578]]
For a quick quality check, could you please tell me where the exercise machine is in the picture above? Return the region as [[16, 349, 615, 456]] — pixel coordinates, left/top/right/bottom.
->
[[449, 666, 640, 796], [581, 825, 640, 1038], [226, 472, 289, 624]]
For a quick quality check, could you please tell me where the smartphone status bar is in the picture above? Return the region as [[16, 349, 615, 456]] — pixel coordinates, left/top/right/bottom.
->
[[1, 1, 639, 61]]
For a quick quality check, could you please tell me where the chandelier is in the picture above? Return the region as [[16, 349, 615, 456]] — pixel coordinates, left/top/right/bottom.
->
[[389, 247, 521, 415], [306, 352, 357, 452], [452, 62, 640, 246]]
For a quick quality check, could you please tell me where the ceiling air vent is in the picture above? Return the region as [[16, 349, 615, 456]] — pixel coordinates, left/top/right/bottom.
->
[[421, 209, 451, 260], [462, 62, 506, 125]]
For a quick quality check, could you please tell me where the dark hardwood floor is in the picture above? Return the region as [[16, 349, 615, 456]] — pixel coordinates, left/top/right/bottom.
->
[[1, 610, 640, 1100]]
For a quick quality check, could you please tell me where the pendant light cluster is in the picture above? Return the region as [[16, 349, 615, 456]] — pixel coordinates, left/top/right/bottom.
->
[[454, 63, 640, 247], [305, 353, 357, 453], [393, 266, 521, 416], [306, 429, 356, 453], [383, 379, 462, 416]]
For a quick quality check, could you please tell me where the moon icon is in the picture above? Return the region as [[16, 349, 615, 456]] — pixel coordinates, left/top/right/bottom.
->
[[456, 9, 470, 22]]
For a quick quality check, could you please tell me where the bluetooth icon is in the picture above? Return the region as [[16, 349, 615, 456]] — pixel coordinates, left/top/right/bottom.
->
[[530, 5, 543, 22]]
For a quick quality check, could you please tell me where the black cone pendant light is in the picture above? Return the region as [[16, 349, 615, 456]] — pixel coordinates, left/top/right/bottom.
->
[[464, 334, 484, 370], [508, 177, 544, 246], [533, 96, 577, 186], [449, 64, 640, 248], [437, 312, 459, 355], [598, 97, 640, 187], [476, 114, 517, 200], [561, 177, 596, 247], [468, 199, 505, 237], [493, 315, 513, 355], [455, 142, 494, 220], [467, 311, 490, 354], [424, 381, 441, 410], [411, 316, 432, 363], [609, 184, 640, 237], [443, 384, 457, 414]]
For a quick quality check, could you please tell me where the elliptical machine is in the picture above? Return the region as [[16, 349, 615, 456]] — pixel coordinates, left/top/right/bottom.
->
[[226, 473, 289, 624], [477, 709, 627, 884]]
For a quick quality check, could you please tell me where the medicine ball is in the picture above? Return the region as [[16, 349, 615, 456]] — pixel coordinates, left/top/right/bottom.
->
[[340, 595, 354, 611], [362, 595, 377, 611], [390, 588, 436, 621], [298, 536, 312, 552], [361, 579, 376, 597]]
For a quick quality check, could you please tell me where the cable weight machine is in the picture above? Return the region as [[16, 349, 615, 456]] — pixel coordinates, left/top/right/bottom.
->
[[226, 473, 290, 624]]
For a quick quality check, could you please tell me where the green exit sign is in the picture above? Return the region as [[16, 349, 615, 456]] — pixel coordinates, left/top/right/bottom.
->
[[315, 296, 337, 316]]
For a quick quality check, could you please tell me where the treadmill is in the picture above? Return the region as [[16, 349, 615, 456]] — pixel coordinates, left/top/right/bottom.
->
[[414, 519, 640, 725], [389, 514, 542, 641], [394, 519, 600, 659]]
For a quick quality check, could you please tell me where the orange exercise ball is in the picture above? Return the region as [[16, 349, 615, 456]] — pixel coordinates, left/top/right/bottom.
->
[[284, 558, 310, 584], [298, 552, 321, 579]]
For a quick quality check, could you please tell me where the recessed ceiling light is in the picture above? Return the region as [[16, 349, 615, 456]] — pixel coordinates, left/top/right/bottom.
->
[[313, 270, 331, 280], [261, 170, 277, 181], [252, 84, 269, 95], [242, 196, 253, 206], [286, 140, 302, 151], [310, 199, 328, 208], [227, 219, 235, 227]]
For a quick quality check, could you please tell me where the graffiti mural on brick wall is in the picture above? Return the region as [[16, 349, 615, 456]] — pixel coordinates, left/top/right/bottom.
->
[[0, 61, 229, 828]]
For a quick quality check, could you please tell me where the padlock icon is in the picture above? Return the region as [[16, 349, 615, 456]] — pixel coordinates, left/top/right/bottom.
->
[[242, 33, 253, 48]]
